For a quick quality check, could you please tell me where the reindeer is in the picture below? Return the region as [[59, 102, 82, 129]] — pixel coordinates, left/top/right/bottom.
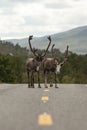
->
[[43, 45, 69, 88], [26, 35, 51, 88]]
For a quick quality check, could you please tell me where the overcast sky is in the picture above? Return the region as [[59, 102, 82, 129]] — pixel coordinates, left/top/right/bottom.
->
[[0, 0, 87, 39]]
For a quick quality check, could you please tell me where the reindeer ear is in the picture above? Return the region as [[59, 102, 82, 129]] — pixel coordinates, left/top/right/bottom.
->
[[60, 63, 64, 66], [55, 57, 59, 61], [32, 59, 35, 63], [64, 57, 68, 61]]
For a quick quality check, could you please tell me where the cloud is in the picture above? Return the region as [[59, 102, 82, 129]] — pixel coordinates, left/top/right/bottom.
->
[[45, 2, 71, 9], [0, 0, 15, 8], [73, 0, 82, 1], [10, 0, 41, 3], [24, 15, 48, 26], [0, 0, 87, 39], [0, 8, 16, 15]]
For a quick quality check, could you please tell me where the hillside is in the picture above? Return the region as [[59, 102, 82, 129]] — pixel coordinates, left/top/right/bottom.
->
[[3, 25, 87, 54], [0, 40, 28, 57]]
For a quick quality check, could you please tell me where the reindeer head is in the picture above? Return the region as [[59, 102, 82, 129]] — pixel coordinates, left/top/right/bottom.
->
[[55, 45, 69, 74], [28, 35, 51, 62]]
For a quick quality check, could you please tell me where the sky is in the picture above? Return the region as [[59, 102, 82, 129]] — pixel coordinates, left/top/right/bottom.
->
[[0, 0, 87, 40]]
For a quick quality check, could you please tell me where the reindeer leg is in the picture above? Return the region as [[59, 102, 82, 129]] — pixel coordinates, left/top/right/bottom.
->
[[30, 72, 33, 88], [31, 72, 34, 88], [32, 72, 34, 88], [38, 71, 41, 88], [50, 82, 53, 87], [50, 72, 53, 87], [55, 73, 59, 88], [27, 71, 30, 88], [30, 72, 32, 87], [44, 71, 48, 88]]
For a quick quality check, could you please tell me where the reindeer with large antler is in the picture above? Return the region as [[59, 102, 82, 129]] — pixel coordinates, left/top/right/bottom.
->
[[26, 35, 51, 88], [43, 45, 69, 88]]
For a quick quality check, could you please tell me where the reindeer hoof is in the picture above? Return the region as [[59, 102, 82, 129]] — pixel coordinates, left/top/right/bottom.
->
[[28, 85, 30, 88], [45, 86, 48, 88], [31, 86, 34, 88], [50, 84, 53, 87], [38, 85, 41, 88], [55, 86, 59, 88]]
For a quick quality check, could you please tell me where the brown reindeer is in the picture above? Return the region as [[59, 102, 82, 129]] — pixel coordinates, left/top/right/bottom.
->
[[43, 45, 69, 88], [26, 35, 51, 88]]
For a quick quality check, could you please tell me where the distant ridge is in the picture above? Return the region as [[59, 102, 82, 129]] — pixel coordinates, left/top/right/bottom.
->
[[3, 25, 87, 54]]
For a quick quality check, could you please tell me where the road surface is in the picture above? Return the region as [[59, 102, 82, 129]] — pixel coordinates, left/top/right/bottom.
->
[[0, 84, 87, 130]]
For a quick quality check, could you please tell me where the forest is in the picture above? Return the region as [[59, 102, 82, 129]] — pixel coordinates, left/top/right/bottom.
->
[[0, 40, 87, 84]]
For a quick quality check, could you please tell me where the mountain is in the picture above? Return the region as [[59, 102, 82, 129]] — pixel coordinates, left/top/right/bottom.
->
[[3, 25, 87, 54]]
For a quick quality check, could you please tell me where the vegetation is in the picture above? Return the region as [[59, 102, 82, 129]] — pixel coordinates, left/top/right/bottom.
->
[[0, 40, 87, 84], [0, 39, 28, 57]]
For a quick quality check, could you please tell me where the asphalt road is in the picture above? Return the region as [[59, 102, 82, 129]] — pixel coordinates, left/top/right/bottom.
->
[[0, 84, 87, 130]]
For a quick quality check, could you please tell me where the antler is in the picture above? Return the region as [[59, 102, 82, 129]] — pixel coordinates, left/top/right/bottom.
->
[[60, 45, 69, 66], [28, 35, 33, 51], [65, 45, 69, 58], [42, 36, 51, 57], [51, 44, 55, 57], [28, 35, 38, 56]]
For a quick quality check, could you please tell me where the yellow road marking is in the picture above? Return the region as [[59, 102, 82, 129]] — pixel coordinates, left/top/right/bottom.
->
[[38, 113, 53, 125], [41, 96, 49, 101], [44, 89, 49, 92]]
